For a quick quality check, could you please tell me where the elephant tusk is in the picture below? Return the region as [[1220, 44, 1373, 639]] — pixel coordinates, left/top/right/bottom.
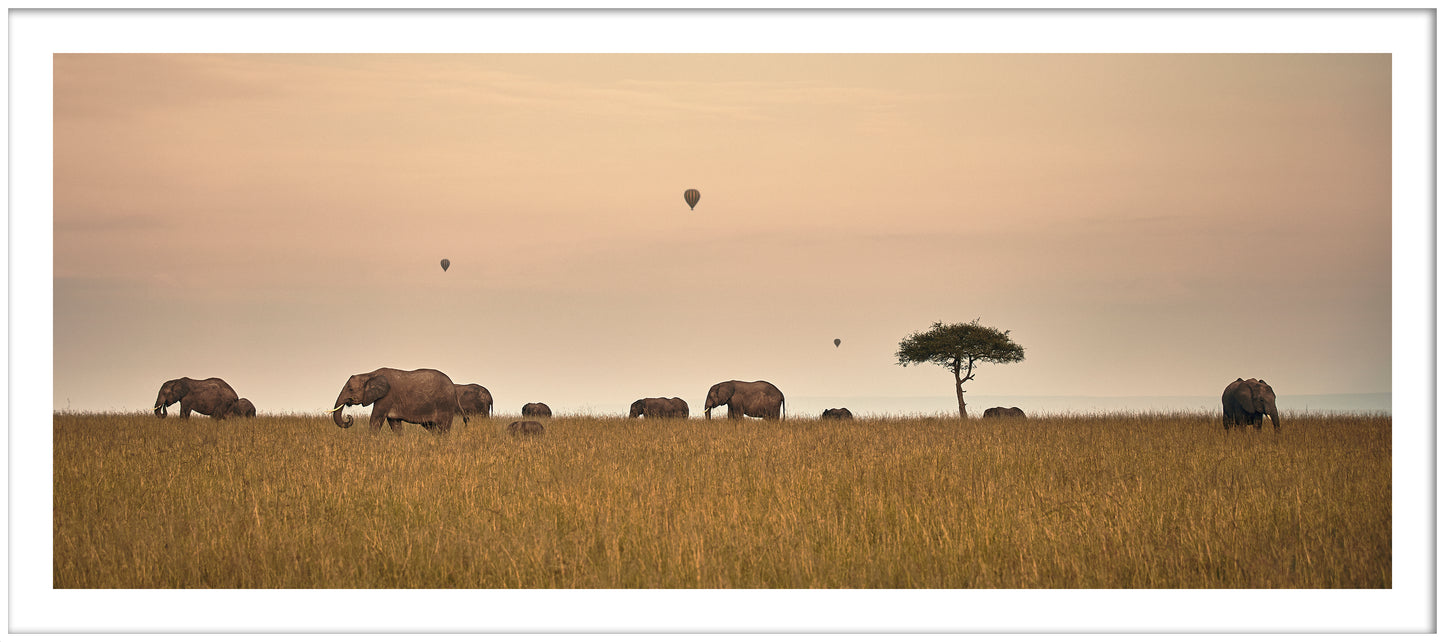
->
[[330, 404, 346, 413]]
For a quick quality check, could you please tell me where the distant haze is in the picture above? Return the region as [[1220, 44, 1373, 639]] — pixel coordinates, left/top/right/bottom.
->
[[53, 54, 1390, 415]]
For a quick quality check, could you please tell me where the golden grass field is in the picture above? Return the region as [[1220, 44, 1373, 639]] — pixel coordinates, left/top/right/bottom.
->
[[53, 411, 1390, 589]]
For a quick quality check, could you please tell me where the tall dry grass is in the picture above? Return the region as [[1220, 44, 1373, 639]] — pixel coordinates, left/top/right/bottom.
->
[[53, 411, 1389, 588]]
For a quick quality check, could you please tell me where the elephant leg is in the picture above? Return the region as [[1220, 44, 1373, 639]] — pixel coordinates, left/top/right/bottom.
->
[[387, 417, 405, 434], [179, 401, 193, 419], [369, 413, 387, 434]]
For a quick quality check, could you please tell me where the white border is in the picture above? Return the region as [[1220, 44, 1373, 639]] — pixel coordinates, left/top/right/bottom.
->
[[11, 8, 1434, 634]]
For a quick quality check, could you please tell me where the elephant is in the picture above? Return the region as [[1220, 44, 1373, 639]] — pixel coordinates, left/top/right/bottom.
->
[[522, 402, 552, 418], [232, 398, 257, 418], [629, 397, 690, 419], [454, 383, 494, 424], [332, 367, 460, 434], [982, 407, 1026, 419], [1222, 378, 1280, 431], [508, 420, 545, 436], [820, 408, 854, 420], [703, 380, 785, 420], [153, 377, 240, 420]]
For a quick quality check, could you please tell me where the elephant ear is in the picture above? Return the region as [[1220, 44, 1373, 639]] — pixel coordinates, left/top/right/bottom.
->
[[172, 378, 190, 398], [1259, 380, 1276, 398], [1246, 380, 1268, 407], [362, 375, 390, 406]]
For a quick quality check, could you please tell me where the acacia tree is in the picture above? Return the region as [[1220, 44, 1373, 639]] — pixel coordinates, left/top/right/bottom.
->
[[896, 319, 1025, 418]]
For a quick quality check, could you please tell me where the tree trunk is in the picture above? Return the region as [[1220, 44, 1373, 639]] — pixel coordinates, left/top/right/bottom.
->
[[953, 365, 967, 418]]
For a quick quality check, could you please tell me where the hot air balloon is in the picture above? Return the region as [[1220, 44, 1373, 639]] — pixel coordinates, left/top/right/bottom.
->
[[834, 338, 841, 348], [440, 259, 450, 272], [683, 188, 701, 210]]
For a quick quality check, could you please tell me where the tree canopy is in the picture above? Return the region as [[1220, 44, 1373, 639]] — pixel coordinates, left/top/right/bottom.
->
[[896, 319, 1025, 418]]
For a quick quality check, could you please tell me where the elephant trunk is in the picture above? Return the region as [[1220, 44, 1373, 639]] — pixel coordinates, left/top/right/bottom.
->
[[703, 389, 719, 420], [1268, 408, 1280, 429], [332, 398, 353, 429], [154, 397, 167, 418]]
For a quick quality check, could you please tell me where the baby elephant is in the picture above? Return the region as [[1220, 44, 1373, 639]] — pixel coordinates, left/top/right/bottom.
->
[[982, 406, 1026, 419], [507, 420, 545, 436], [232, 398, 257, 418], [820, 408, 854, 420], [521, 402, 552, 418]]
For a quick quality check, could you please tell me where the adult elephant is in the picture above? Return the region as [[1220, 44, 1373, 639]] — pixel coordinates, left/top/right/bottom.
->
[[522, 402, 552, 418], [703, 380, 785, 420], [455, 383, 494, 424], [332, 367, 460, 434], [233, 398, 257, 418], [982, 407, 1026, 419], [153, 377, 240, 420], [629, 397, 689, 419], [1222, 378, 1280, 431], [820, 407, 853, 420]]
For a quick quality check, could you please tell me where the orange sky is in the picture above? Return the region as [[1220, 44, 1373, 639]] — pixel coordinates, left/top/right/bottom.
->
[[53, 54, 1391, 414]]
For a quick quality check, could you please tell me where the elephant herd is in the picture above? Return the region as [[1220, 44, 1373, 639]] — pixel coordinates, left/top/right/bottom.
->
[[152, 370, 1281, 433], [153, 370, 795, 434]]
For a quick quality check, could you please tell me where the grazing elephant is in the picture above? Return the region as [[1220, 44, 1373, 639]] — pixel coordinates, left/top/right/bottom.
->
[[153, 377, 240, 420], [508, 420, 545, 436], [629, 397, 690, 419], [982, 407, 1026, 419], [455, 383, 494, 424], [820, 408, 854, 420], [332, 367, 459, 434], [232, 398, 257, 418], [703, 380, 785, 420], [1222, 378, 1280, 431], [522, 402, 552, 418]]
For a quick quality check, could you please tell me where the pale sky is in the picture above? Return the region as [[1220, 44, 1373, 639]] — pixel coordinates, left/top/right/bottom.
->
[[53, 53, 1391, 415]]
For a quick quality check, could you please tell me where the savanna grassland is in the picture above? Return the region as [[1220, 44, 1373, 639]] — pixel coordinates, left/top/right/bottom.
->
[[53, 411, 1390, 589]]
